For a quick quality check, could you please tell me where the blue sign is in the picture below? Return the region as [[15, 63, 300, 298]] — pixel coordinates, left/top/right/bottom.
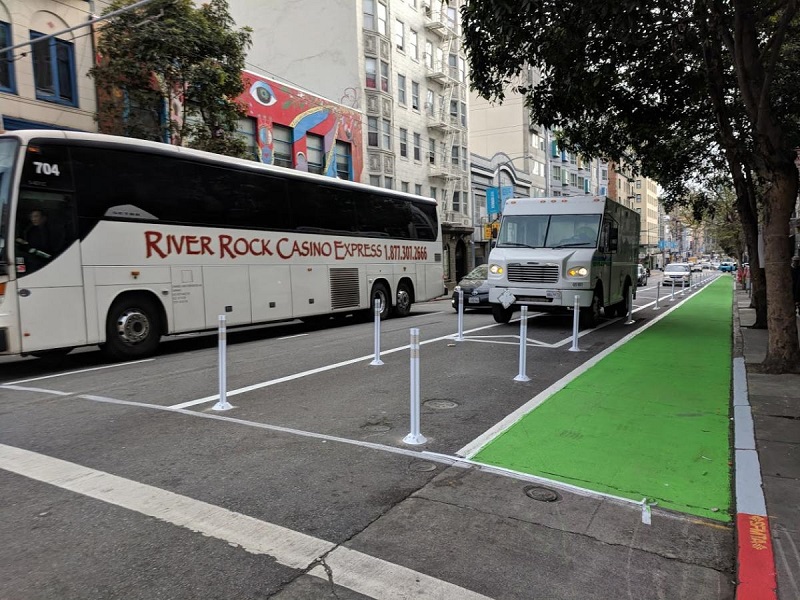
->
[[658, 240, 677, 250], [487, 186, 514, 216]]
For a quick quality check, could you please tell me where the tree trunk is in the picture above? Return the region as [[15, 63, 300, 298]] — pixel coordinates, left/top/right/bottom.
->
[[732, 171, 767, 327], [760, 171, 800, 373]]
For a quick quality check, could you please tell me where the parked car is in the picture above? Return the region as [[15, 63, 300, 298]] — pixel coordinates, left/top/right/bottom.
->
[[452, 264, 490, 310], [637, 264, 648, 286], [662, 263, 691, 286], [690, 263, 702, 272], [719, 261, 737, 272]]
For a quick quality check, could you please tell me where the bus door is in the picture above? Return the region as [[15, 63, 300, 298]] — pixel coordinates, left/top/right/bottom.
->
[[15, 189, 87, 352], [597, 216, 616, 305]]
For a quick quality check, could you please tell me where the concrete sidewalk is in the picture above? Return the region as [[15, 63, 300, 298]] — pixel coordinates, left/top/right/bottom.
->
[[735, 288, 800, 599]]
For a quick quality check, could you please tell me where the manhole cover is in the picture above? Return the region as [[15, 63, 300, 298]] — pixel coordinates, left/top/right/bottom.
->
[[424, 399, 458, 410], [524, 485, 561, 502], [409, 461, 437, 472], [361, 424, 391, 432]]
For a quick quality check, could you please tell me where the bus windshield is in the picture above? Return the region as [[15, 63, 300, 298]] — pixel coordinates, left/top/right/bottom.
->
[[498, 214, 601, 249], [0, 138, 18, 268]]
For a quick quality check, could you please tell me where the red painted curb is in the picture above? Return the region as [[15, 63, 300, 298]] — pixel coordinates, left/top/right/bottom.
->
[[736, 513, 777, 600]]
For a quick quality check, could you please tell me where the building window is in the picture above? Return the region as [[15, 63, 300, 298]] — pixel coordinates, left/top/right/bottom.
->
[[428, 138, 436, 164], [461, 101, 467, 127], [236, 117, 258, 161], [636, 194, 642, 202], [426, 89, 434, 115], [415, 184, 422, 195], [451, 145, 459, 167], [31, 31, 76, 106], [552, 165, 561, 179], [398, 74, 406, 105], [449, 99, 458, 120], [367, 116, 379, 147], [365, 57, 377, 89], [381, 118, 391, 149], [452, 190, 460, 211], [401, 181, 409, 193], [380, 60, 389, 92], [377, 2, 387, 35], [448, 53, 458, 79], [446, 6, 457, 31], [636, 180, 642, 189], [395, 19, 405, 51], [273, 124, 293, 168], [430, 187, 437, 200], [399, 128, 408, 157], [385, 176, 393, 190], [411, 81, 420, 110], [1, 22, 15, 93], [306, 133, 324, 174], [409, 29, 418, 59], [424, 40, 433, 68], [363, 0, 376, 31], [458, 57, 466, 83], [370, 175, 381, 186], [413, 133, 421, 161], [335, 140, 352, 179], [462, 146, 467, 171]]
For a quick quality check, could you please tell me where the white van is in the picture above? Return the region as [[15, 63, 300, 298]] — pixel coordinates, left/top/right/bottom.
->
[[487, 196, 641, 327]]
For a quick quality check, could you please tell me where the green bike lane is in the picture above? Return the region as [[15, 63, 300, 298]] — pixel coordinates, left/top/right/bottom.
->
[[471, 277, 733, 522]]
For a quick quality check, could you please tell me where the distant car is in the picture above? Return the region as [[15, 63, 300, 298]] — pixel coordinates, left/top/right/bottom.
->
[[719, 261, 737, 272], [662, 263, 691, 286], [700, 261, 712, 270], [452, 264, 490, 311], [637, 264, 648, 286], [690, 263, 702, 272]]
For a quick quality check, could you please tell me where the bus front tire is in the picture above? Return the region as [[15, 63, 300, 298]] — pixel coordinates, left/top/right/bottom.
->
[[102, 294, 162, 360], [492, 304, 514, 324], [393, 282, 413, 317]]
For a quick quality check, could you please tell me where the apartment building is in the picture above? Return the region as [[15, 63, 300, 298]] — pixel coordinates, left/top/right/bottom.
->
[[0, 0, 104, 132], [226, 0, 472, 286]]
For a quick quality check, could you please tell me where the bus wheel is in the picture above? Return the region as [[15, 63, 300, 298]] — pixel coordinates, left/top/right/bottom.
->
[[393, 282, 413, 317], [492, 304, 514, 324], [370, 282, 391, 320], [103, 295, 162, 360], [580, 291, 602, 328]]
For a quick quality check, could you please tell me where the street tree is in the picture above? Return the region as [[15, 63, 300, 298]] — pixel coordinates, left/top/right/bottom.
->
[[91, 0, 252, 158], [462, 0, 800, 373]]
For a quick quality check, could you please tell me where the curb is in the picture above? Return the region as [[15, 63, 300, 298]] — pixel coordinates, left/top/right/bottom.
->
[[732, 284, 778, 599]]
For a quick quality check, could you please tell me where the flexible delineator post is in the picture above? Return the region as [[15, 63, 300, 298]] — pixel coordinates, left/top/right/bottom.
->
[[624, 286, 635, 325], [455, 286, 464, 341], [213, 315, 233, 411], [370, 298, 384, 366], [568, 295, 581, 352], [403, 328, 427, 445], [514, 306, 531, 381], [654, 280, 661, 310]]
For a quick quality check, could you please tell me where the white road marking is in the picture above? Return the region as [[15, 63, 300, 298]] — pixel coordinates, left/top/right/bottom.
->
[[0, 443, 492, 600], [1, 384, 72, 396], [277, 333, 309, 340], [4, 359, 155, 385]]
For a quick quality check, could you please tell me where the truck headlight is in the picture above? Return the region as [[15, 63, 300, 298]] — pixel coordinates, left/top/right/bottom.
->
[[489, 264, 504, 275], [567, 266, 588, 277]]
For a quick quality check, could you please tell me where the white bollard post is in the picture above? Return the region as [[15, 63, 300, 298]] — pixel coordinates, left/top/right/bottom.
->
[[370, 298, 384, 366], [654, 280, 661, 310], [568, 295, 581, 352], [670, 280, 676, 302], [680, 277, 686, 295], [213, 315, 233, 411], [514, 306, 531, 381], [455, 286, 465, 342], [624, 286, 635, 324], [403, 328, 427, 445]]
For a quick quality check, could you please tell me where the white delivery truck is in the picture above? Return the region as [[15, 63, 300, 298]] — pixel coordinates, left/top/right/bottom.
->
[[487, 196, 641, 327]]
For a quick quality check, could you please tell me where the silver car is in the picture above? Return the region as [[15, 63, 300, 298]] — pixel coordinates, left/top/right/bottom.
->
[[662, 263, 691, 286]]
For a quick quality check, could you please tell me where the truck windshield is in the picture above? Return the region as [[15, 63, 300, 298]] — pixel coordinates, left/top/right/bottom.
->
[[498, 214, 601, 249], [0, 138, 19, 268]]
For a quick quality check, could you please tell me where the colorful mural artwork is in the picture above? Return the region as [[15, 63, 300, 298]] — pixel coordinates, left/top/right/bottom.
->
[[239, 71, 363, 181]]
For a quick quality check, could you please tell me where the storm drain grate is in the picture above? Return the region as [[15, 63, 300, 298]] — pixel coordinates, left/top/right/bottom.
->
[[524, 485, 561, 502]]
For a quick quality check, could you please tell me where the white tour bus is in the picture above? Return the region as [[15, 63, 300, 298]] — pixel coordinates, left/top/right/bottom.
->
[[0, 130, 443, 359], [487, 196, 640, 327]]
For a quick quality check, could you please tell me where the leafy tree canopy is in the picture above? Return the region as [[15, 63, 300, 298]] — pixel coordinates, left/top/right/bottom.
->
[[91, 0, 252, 158]]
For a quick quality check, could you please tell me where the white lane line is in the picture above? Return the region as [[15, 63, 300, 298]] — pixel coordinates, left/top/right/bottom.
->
[[4, 359, 155, 385], [170, 321, 513, 410], [277, 333, 309, 340], [457, 282, 712, 458], [0, 444, 491, 600], [1, 384, 72, 396]]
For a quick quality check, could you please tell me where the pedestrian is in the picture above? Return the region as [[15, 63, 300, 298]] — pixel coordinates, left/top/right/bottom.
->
[[15, 208, 63, 273], [792, 256, 800, 316]]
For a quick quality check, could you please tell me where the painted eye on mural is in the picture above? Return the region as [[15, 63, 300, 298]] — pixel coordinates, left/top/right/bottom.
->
[[250, 81, 277, 106]]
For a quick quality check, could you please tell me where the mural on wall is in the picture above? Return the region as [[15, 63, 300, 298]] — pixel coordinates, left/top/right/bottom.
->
[[239, 71, 363, 181]]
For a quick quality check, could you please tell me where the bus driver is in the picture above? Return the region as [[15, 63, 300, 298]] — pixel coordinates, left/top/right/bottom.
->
[[16, 208, 63, 273]]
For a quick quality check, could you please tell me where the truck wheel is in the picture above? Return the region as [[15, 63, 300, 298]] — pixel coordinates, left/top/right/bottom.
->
[[580, 291, 602, 328], [492, 304, 514, 324], [102, 294, 162, 360]]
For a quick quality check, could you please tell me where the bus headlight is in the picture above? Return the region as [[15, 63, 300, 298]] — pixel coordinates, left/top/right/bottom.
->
[[489, 264, 504, 275], [567, 266, 588, 277]]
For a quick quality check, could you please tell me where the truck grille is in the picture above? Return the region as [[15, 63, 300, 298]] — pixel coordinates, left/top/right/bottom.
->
[[507, 264, 559, 284]]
